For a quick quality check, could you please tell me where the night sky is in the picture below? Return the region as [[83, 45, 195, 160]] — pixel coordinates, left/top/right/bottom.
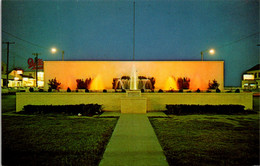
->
[[2, 0, 259, 87]]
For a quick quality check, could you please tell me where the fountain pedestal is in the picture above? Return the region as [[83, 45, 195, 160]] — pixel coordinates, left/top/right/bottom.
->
[[121, 91, 147, 113]]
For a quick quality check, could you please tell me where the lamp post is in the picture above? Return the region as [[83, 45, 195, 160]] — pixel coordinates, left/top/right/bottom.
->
[[201, 49, 215, 61], [32, 53, 40, 87], [51, 47, 64, 61]]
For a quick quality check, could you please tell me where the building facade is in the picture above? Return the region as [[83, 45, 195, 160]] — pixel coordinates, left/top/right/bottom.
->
[[241, 64, 260, 89]]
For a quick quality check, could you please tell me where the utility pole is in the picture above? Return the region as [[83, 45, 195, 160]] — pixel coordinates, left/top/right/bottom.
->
[[2, 42, 15, 87], [133, 1, 135, 61], [62, 50, 64, 61], [32, 53, 40, 87]]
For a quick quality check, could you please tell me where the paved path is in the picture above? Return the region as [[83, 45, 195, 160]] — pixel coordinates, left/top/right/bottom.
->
[[99, 113, 168, 166]]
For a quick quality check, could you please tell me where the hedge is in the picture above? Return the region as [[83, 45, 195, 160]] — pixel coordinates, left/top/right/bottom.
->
[[20, 104, 102, 116], [165, 104, 255, 115]]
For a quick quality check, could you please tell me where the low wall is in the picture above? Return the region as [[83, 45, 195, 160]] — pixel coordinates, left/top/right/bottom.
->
[[16, 92, 253, 112]]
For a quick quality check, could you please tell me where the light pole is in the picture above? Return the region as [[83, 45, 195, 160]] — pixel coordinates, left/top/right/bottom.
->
[[201, 49, 215, 61], [51, 47, 64, 61], [32, 53, 40, 87]]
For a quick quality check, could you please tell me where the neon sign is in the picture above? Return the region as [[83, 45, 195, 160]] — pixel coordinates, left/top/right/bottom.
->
[[28, 58, 43, 70]]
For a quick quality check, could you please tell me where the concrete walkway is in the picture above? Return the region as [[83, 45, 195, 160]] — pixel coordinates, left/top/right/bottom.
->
[[99, 114, 168, 166]]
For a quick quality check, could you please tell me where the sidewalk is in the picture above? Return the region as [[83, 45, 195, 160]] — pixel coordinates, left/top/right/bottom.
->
[[99, 113, 168, 166]]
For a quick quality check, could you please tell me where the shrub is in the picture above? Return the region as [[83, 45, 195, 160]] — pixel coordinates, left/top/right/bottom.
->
[[29, 87, 34, 92], [48, 87, 52, 92], [196, 88, 200, 92], [235, 89, 240, 93], [85, 89, 89, 92], [39, 89, 44, 92], [206, 90, 211, 93], [21, 104, 102, 116], [208, 79, 220, 89], [141, 89, 145, 93], [76, 79, 85, 89], [76, 78, 92, 89], [158, 89, 163, 93], [103, 89, 107, 93], [165, 104, 252, 115], [149, 77, 156, 90], [178, 89, 183, 93], [48, 78, 61, 90], [67, 87, 71, 92], [216, 88, 221, 93], [177, 77, 190, 90], [122, 89, 126, 93]]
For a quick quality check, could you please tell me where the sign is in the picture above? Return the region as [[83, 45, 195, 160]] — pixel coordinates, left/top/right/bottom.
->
[[28, 58, 43, 70]]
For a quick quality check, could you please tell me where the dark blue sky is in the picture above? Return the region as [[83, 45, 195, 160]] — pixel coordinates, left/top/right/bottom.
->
[[2, 0, 259, 86]]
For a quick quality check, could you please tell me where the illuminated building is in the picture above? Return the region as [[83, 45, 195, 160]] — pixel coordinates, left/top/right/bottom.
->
[[242, 64, 260, 89]]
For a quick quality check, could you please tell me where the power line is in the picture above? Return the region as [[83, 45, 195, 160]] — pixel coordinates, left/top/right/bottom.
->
[[217, 32, 259, 49], [2, 30, 48, 50]]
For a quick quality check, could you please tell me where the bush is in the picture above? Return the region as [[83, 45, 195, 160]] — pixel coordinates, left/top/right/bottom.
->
[[235, 89, 240, 93], [158, 89, 163, 93], [29, 87, 34, 92], [177, 77, 190, 90], [48, 78, 61, 90], [48, 87, 52, 92], [103, 89, 107, 93], [67, 87, 71, 92], [39, 89, 44, 92], [216, 88, 221, 93], [178, 89, 183, 93], [76, 78, 92, 89], [165, 104, 253, 115], [208, 79, 219, 89], [122, 89, 126, 93], [196, 88, 200, 92], [141, 89, 145, 93], [21, 104, 102, 116], [85, 89, 89, 92]]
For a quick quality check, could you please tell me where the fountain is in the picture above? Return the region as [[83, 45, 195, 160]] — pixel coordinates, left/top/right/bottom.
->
[[130, 65, 138, 90]]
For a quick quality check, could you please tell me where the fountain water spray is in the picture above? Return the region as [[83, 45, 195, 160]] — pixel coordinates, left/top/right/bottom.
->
[[130, 65, 138, 90]]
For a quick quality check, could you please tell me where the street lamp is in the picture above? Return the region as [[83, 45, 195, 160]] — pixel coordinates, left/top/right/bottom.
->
[[201, 48, 215, 61], [32, 53, 40, 87], [51, 47, 64, 61]]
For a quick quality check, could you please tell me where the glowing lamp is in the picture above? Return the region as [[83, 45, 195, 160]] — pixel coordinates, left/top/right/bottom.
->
[[51, 48, 57, 53], [209, 49, 215, 55]]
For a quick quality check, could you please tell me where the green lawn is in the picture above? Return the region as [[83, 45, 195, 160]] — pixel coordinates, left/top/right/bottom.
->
[[150, 114, 259, 166], [2, 115, 118, 166], [1, 94, 16, 113]]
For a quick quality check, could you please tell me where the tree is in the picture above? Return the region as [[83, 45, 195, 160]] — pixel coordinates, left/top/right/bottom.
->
[[48, 78, 61, 90], [208, 79, 220, 89]]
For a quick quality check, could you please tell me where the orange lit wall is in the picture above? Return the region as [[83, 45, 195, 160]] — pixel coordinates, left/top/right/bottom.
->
[[44, 61, 224, 90]]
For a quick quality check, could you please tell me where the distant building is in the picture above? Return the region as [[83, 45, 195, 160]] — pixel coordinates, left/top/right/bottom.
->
[[1, 66, 44, 88], [242, 64, 260, 89]]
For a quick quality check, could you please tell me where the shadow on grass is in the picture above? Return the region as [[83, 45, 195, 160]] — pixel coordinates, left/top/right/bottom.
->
[[150, 114, 259, 166], [2, 115, 118, 166]]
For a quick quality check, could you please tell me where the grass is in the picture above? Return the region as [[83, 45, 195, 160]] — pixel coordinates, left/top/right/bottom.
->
[[2, 115, 118, 166], [1, 94, 16, 113], [150, 114, 259, 166]]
